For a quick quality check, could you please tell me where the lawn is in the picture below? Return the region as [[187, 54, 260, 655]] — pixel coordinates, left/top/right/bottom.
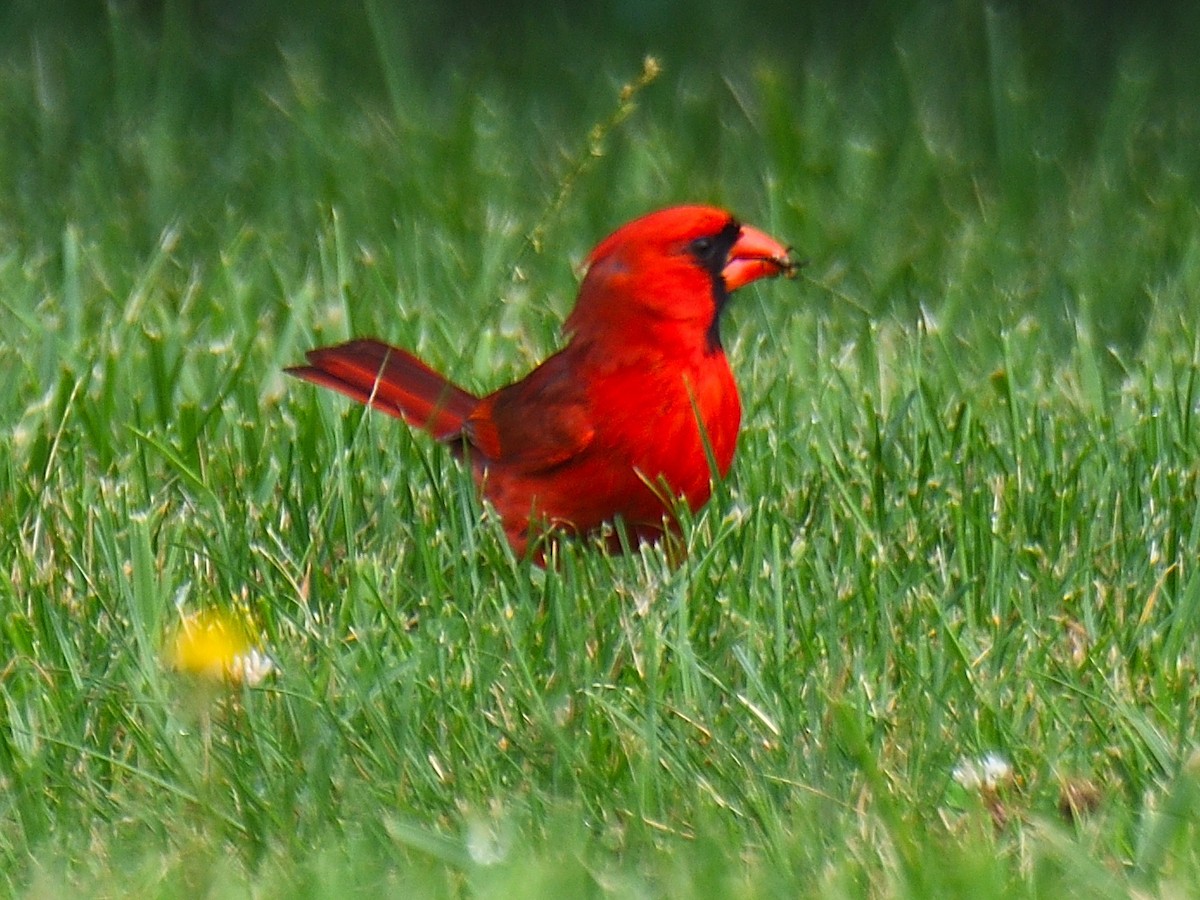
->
[[3, 1, 1200, 895]]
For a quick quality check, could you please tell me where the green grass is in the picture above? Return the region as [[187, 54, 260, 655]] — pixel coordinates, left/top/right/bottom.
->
[[3, 1, 1200, 895]]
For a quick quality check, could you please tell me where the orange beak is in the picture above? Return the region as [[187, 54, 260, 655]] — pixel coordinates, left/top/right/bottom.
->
[[722, 224, 797, 292]]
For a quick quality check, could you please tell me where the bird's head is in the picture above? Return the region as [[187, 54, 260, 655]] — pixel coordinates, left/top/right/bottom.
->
[[567, 205, 796, 352]]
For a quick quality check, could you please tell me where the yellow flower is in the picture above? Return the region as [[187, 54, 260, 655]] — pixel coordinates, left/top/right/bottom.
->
[[168, 609, 276, 685]]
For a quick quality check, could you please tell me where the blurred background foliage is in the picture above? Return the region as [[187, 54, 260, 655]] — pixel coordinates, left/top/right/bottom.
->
[[1, 0, 1198, 360]]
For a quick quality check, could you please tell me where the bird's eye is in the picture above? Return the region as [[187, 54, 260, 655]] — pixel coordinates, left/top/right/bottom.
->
[[689, 236, 718, 261], [688, 221, 741, 273]]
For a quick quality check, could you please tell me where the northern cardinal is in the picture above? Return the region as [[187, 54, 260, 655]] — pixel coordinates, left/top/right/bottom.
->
[[289, 205, 796, 558]]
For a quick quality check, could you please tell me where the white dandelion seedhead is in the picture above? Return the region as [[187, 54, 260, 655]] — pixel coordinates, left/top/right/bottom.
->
[[226, 647, 279, 686], [980, 752, 1013, 786], [952, 752, 1013, 791]]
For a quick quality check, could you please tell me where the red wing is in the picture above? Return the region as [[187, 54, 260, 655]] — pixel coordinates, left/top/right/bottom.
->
[[464, 351, 595, 472], [287, 338, 479, 442]]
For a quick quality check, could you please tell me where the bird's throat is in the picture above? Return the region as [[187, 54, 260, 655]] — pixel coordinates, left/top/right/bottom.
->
[[705, 275, 731, 354]]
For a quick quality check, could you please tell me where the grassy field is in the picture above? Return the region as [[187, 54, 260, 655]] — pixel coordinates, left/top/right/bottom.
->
[[3, 1, 1200, 895]]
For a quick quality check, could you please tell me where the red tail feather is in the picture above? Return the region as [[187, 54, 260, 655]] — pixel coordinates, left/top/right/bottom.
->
[[287, 339, 478, 442]]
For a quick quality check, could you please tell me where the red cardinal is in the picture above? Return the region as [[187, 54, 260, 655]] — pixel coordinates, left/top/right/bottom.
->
[[288, 205, 796, 558]]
